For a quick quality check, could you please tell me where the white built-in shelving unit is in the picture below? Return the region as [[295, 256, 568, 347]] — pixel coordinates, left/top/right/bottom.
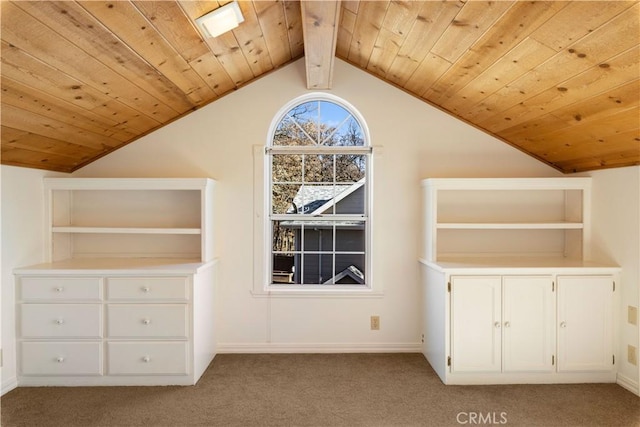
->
[[14, 178, 217, 387], [421, 177, 591, 266], [44, 178, 214, 264], [420, 178, 620, 385]]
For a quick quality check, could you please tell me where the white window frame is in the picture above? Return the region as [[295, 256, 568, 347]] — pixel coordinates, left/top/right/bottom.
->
[[263, 93, 373, 294]]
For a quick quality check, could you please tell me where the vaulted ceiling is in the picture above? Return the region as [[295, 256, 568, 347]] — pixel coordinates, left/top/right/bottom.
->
[[1, 1, 639, 174]]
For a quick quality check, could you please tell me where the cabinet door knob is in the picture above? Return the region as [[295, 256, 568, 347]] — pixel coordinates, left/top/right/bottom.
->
[[142, 287, 150, 293], [55, 287, 64, 293], [142, 319, 151, 325], [504, 321, 511, 328], [142, 356, 151, 363], [560, 321, 567, 328], [494, 321, 501, 328], [56, 357, 65, 363], [55, 318, 65, 325]]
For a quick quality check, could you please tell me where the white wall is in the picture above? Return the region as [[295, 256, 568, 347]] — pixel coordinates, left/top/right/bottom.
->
[[586, 166, 640, 393]]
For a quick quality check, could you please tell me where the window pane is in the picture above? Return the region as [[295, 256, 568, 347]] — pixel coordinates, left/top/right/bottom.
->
[[272, 154, 302, 182], [272, 220, 297, 253], [303, 223, 334, 252], [272, 253, 296, 284], [290, 102, 320, 145], [328, 117, 365, 147], [272, 184, 301, 214], [290, 101, 319, 127], [299, 184, 335, 215], [334, 255, 365, 284], [273, 116, 314, 146], [336, 154, 365, 182], [318, 254, 335, 285], [303, 253, 333, 285], [304, 154, 334, 183], [335, 223, 365, 252], [335, 184, 365, 215]]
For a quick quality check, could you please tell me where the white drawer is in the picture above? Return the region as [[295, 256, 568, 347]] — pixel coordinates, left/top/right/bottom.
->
[[107, 342, 188, 375], [19, 277, 101, 301], [106, 277, 188, 301], [21, 341, 102, 376], [107, 305, 188, 338], [20, 304, 102, 338]]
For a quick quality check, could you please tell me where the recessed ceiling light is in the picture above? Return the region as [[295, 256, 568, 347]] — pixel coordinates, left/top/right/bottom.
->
[[195, 2, 244, 38]]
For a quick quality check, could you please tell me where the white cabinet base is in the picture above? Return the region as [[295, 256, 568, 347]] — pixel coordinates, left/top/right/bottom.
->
[[15, 259, 217, 387], [421, 261, 619, 385]]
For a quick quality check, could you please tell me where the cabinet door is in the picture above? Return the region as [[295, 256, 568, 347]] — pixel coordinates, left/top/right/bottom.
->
[[557, 276, 613, 372], [502, 276, 555, 372], [450, 276, 501, 373]]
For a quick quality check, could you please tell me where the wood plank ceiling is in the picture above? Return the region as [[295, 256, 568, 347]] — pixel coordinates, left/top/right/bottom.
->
[[1, 1, 638, 174]]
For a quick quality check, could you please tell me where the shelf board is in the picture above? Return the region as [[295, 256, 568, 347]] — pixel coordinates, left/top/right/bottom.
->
[[52, 226, 201, 235], [436, 222, 584, 230]]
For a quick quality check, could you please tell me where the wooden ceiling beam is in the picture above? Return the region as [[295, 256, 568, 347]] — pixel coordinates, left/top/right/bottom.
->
[[300, 0, 341, 89]]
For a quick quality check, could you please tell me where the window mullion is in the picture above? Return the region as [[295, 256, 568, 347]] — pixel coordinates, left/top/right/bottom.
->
[[332, 222, 337, 285], [316, 100, 321, 145], [300, 224, 305, 285], [333, 154, 337, 215]]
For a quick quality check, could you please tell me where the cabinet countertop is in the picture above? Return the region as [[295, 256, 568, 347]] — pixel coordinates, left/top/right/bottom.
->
[[14, 258, 216, 275], [419, 256, 620, 274]]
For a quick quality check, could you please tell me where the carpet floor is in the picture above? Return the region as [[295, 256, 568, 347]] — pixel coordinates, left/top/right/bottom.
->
[[1, 353, 639, 426]]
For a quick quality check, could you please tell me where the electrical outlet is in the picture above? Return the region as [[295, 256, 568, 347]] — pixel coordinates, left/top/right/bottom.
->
[[629, 306, 638, 326], [628, 345, 638, 366], [370, 316, 380, 330]]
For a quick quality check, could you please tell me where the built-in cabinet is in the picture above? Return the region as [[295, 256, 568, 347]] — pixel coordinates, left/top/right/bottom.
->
[[420, 178, 619, 385], [451, 275, 555, 374], [556, 275, 614, 372], [15, 178, 217, 386]]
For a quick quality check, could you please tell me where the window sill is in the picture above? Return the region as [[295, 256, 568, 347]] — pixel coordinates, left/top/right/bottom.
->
[[251, 284, 383, 298]]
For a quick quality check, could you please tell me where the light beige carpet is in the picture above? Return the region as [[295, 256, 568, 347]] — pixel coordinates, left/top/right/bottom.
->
[[1, 353, 639, 426]]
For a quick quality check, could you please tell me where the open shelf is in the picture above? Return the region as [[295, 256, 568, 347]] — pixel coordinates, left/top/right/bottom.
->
[[421, 178, 591, 264], [44, 178, 215, 263]]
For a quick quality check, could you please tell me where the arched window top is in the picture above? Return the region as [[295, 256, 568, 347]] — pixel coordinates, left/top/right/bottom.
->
[[269, 93, 369, 147]]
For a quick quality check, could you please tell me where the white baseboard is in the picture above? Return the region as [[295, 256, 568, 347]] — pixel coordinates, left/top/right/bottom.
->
[[216, 342, 422, 354], [617, 372, 639, 396], [2, 377, 18, 396]]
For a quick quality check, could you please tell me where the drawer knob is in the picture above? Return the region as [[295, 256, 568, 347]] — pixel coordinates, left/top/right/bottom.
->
[[560, 321, 567, 328], [142, 356, 151, 363], [494, 321, 501, 329], [142, 286, 150, 293], [56, 357, 65, 363], [504, 321, 511, 328], [142, 319, 151, 325], [55, 318, 65, 325], [55, 287, 64, 293]]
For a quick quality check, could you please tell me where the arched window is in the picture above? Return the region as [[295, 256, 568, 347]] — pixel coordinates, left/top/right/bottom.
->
[[267, 94, 371, 287]]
